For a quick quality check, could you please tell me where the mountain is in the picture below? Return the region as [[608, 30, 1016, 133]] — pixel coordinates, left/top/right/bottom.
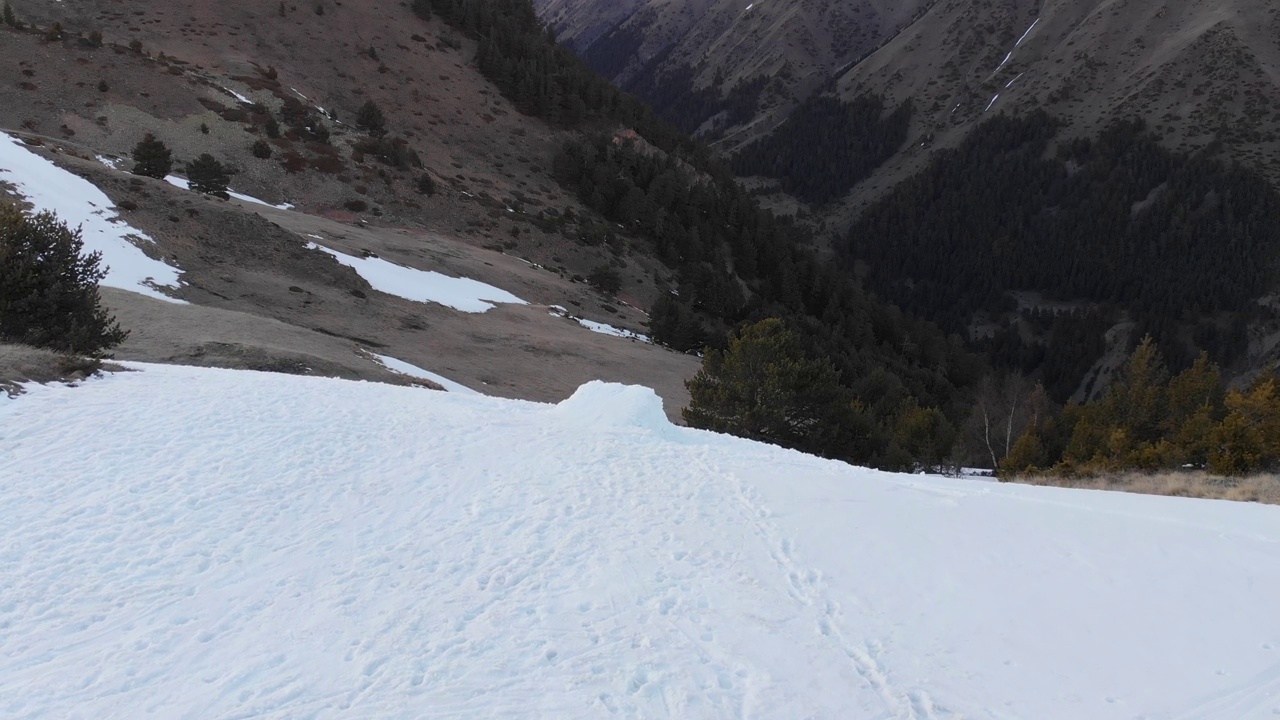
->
[[544, 0, 1280, 404], [830, 0, 1280, 213], [7, 361, 1280, 718], [0, 0, 987, 467], [537, 0, 934, 138]]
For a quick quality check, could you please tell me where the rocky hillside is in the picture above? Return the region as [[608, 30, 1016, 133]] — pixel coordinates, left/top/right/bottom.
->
[[0, 0, 703, 412], [831, 0, 1280, 216], [537, 0, 933, 139]]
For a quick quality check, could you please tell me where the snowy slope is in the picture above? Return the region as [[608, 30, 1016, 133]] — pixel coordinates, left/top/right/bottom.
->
[[0, 134, 184, 302], [3, 365, 1280, 719]]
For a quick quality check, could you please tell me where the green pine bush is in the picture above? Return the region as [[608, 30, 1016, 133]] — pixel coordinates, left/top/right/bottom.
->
[[0, 206, 128, 356]]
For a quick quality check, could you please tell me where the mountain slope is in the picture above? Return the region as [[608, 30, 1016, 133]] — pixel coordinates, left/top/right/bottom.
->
[[0, 0, 705, 412], [5, 363, 1280, 718], [832, 0, 1280, 215], [538, 0, 934, 138]]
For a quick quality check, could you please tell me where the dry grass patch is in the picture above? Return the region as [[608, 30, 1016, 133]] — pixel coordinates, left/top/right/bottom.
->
[[1012, 471, 1280, 505], [0, 342, 120, 396]]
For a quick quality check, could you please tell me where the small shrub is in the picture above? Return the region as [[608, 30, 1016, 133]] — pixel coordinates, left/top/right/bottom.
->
[[415, 172, 437, 195], [264, 115, 280, 139], [344, 199, 368, 212], [199, 122, 210, 135], [97, 79, 109, 92], [588, 265, 622, 295], [43, 21, 63, 42], [251, 139, 273, 159], [86, 30, 103, 47], [2, 2, 20, 29], [130, 133, 172, 179], [128, 38, 143, 53], [355, 100, 387, 138], [0, 206, 128, 356], [353, 136, 419, 169], [185, 154, 232, 198]]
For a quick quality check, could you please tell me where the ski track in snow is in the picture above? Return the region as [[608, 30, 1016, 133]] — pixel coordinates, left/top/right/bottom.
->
[[3, 365, 1280, 719]]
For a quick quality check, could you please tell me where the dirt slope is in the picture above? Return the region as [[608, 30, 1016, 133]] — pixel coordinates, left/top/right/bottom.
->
[[0, 1, 701, 417]]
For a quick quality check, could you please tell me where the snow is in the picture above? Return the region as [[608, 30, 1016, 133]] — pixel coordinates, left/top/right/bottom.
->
[[220, 86, 254, 105], [1015, 18, 1040, 47], [364, 351, 480, 395], [306, 241, 527, 313], [3, 362, 1280, 719], [1006, 72, 1025, 88], [985, 93, 1001, 112], [164, 174, 294, 209], [550, 305, 650, 342], [992, 18, 1039, 74], [0, 133, 185, 302]]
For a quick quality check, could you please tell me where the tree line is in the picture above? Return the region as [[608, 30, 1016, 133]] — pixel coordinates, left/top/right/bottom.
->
[[999, 337, 1280, 477]]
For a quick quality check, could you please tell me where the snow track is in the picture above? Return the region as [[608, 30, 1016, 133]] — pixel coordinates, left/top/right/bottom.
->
[[3, 365, 1280, 718]]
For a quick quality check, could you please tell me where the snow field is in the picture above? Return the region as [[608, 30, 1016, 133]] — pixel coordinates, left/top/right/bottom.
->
[[2, 365, 1280, 719], [0, 133, 184, 302]]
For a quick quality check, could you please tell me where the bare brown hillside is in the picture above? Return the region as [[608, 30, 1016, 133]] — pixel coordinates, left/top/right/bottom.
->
[[0, 1, 700, 415]]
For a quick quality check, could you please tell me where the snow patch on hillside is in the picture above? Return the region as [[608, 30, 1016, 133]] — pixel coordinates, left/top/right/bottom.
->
[[550, 305, 650, 342], [0, 134, 185, 302], [307, 241, 526, 312], [164, 175, 294, 209], [363, 350, 479, 394]]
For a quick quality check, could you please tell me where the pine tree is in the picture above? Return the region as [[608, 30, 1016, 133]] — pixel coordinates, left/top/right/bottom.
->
[[130, 134, 172, 179], [587, 265, 621, 295], [2, 1, 19, 29], [185, 154, 231, 198], [684, 318, 867, 459], [0, 206, 128, 356], [355, 100, 387, 138]]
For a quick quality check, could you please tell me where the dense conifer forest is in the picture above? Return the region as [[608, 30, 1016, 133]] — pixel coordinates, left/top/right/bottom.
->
[[732, 94, 912, 204], [848, 112, 1280, 381]]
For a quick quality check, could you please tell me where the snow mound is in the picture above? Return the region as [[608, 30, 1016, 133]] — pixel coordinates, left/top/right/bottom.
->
[[554, 381, 673, 434]]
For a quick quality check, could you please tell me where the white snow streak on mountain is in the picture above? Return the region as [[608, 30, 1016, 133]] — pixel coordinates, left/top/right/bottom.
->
[[3, 364, 1280, 719], [0, 133, 184, 302]]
